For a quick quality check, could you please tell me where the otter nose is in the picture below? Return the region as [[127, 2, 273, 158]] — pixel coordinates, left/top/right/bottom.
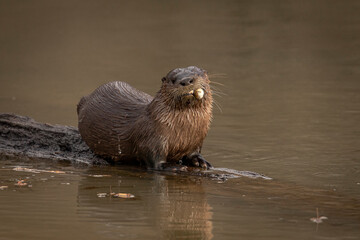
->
[[179, 77, 194, 86]]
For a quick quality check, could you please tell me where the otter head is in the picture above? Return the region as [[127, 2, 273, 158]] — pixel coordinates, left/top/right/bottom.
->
[[160, 66, 211, 108]]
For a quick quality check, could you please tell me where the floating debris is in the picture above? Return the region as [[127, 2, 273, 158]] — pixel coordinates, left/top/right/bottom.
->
[[61, 183, 70, 185], [0, 186, 8, 190], [49, 170, 65, 174], [15, 180, 27, 186], [88, 174, 111, 178], [310, 208, 328, 223], [97, 193, 108, 198], [13, 166, 65, 174], [13, 167, 40, 173], [97, 186, 135, 199]]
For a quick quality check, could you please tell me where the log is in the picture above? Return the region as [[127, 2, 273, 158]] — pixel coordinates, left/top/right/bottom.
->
[[0, 113, 108, 165], [0, 113, 271, 180]]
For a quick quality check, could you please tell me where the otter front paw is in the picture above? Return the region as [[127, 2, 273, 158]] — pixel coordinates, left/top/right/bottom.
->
[[181, 154, 213, 169]]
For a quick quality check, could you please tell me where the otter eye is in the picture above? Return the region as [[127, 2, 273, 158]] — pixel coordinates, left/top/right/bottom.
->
[[171, 79, 176, 84]]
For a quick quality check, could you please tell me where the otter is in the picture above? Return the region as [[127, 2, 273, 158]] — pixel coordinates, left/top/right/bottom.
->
[[77, 66, 213, 169]]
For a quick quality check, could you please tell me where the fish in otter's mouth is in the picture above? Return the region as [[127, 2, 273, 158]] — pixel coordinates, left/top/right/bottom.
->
[[181, 88, 205, 99]]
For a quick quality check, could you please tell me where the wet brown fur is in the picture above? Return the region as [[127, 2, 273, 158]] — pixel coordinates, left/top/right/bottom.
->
[[77, 66, 213, 169]]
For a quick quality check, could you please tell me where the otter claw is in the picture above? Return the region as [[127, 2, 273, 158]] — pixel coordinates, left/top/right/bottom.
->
[[192, 158, 200, 167], [196, 155, 213, 169], [181, 154, 213, 169]]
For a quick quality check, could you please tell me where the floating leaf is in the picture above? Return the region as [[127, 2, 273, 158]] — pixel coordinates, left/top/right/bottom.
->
[[112, 193, 135, 199], [97, 191, 135, 199], [15, 180, 27, 186], [310, 216, 328, 223], [310, 208, 328, 224]]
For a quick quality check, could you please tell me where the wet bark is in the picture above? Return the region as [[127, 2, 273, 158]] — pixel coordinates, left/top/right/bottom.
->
[[0, 113, 108, 165]]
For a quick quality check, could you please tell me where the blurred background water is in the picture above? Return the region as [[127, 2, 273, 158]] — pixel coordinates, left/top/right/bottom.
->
[[0, 0, 359, 239]]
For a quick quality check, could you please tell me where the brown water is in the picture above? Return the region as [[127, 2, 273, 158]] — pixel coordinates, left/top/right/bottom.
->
[[1, 0, 360, 239]]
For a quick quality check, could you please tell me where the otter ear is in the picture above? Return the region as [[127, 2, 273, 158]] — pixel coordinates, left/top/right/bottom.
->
[[161, 77, 166, 83]]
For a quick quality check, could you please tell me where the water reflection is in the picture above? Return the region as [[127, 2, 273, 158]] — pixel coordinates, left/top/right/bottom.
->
[[77, 168, 213, 239], [1, 157, 360, 239]]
